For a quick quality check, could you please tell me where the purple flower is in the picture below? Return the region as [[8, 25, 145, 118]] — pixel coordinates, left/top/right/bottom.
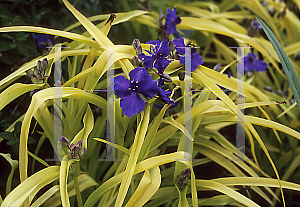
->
[[157, 88, 174, 105], [112, 67, 158, 117], [154, 100, 179, 109], [242, 52, 268, 73], [146, 40, 161, 47], [165, 7, 181, 34], [173, 38, 204, 72], [139, 39, 172, 74], [251, 20, 262, 30], [33, 34, 55, 48]]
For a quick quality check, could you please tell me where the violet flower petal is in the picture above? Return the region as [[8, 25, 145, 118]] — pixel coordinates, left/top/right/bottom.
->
[[120, 93, 145, 117]]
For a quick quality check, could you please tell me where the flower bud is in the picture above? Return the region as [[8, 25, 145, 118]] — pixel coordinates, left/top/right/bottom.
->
[[79, 148, 86, 157], [158, 10, 164, 27], [169, 41, 175, 52], [26, 69, 34, 77], [176, 168, 191, 190], [36, 72, 43, 80], [159, 10, 164, 20], [31, 76, 38, 83], [136, 45, 142, 56], [76, 140, 83, 148], [37, 60, 42, 72], [132, 56, 142, 66], [73, 146, 80, 156], [33, 66, 38, 77], [60, 136, 69, 147], [41, 58, 49, 71], [132, 39, 141, 50], [213, 63, 220, 71], [69, 143, 75, 150]]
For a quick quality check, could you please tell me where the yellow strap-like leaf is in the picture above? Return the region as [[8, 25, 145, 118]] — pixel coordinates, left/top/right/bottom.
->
[[62, 0, 113, 47], [1, 166, 59, 207], [115, 104, 150, 207], [0, 83, 44, 111], [195, 179, 260, 207], [19, 87, 106, 182], [125, 167, 161, 207]]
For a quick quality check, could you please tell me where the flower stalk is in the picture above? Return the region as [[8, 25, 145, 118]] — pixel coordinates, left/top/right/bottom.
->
[[73, 161, 83, 207]]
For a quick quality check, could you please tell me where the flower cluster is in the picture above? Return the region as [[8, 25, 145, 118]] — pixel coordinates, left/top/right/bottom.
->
[[26, 58, 49, 84], [113, 7, 204, 117], [60, 136, 86, 159], [176, 168, 191, 190], [139, 39, 172, 74]]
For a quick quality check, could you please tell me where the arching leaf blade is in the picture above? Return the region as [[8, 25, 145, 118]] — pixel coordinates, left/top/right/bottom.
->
[[256, 17, 300, 114]]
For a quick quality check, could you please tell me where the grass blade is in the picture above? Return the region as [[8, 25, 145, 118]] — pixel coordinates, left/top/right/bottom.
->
[[257, 17, 300, 114]]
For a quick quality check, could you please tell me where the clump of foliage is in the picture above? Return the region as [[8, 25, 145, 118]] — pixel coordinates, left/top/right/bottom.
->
[[1, 0, 300, 207]]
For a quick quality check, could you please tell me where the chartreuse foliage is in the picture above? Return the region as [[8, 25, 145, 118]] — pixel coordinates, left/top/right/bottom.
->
[[2, 0, 300, 207]]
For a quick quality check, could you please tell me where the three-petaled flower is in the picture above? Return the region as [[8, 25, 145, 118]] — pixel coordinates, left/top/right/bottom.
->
[[242, 52, 268, 73], [165, 7, 181, 35], [173, 38, 204, 72], [139, 39, 172, 74], [112, 67, 158, 117], [33, 34, 55, 48]]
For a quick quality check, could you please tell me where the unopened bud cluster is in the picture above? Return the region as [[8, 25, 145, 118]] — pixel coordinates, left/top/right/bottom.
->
[[60, 136, 86, 159], [176, 168, 191, 190], [133, 39, 142, 55], [26, 58, 49, 84], [132, 39, 143, 66]]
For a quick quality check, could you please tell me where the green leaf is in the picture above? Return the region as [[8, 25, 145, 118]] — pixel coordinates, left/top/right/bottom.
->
[[15, 32, 29, 42], [17, 43, 35, 56], [2, 34, 14, 40], [28, 136, 36, 144], [256, 17, 300, 114], [14, 121, 22, 135], [0, 132, 15, 140], [0, 153, 18, 196], [7, 139, 18, 145], [27, 151, 49, 167], [0, 41, 14, 52]]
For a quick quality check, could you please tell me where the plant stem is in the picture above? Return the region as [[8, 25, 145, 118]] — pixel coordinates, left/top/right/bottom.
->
[[165, 188, 176, 207], [73, 161, 83, 207]]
